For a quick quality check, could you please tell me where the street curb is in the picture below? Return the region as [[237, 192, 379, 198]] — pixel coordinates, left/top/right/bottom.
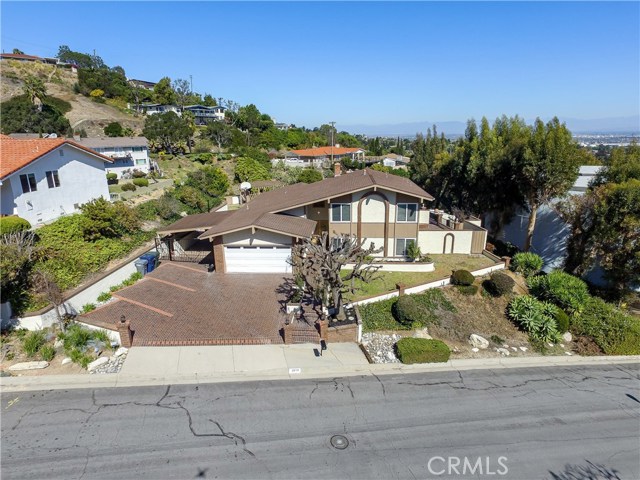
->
[[1, 355, 638, 393]]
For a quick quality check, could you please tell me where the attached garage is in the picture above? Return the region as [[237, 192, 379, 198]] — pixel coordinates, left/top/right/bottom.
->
[[224, 246, 292, 273]]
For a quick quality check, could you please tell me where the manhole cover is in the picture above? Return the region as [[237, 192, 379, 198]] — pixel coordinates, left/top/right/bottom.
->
[[330, 435, 349, 450]]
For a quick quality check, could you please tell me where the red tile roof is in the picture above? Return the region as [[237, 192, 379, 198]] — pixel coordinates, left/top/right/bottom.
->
[[0, 53, 42, 61], [0, 135, 113, 180], [291, 146, 364, 157]]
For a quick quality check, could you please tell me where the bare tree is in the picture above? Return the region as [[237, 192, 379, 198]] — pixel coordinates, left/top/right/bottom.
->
[[32, 270, 67, 332], [172, 78, 191, 109], [290, 232, 381, 320]]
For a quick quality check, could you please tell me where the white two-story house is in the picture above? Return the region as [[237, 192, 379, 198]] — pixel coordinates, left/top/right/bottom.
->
[[76, 137, 151, 178], [0, 135, 112, 225]]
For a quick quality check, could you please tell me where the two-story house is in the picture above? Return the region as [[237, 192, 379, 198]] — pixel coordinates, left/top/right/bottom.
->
[[76, 137, 151, 178], [157, 166, 487, 273], [0, 135, 112, 225], [281, 146, 366, 169], [182, 105, 226, 125]]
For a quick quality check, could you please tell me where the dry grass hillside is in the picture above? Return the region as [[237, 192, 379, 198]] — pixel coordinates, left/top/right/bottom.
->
[[1, 59, 144, 136]]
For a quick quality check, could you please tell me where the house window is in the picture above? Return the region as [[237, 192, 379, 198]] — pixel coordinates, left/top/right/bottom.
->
[[135, 159, 147, 165], [19, 173, 37, 193], [46, 170, 60, 188], [331, 203, 351, 222], [395, 238, 416, 256], [59, 149, 64, 157], [396, 203, 418, 222]]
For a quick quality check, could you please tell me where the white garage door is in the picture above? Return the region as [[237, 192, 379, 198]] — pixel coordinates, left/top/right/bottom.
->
[[224, 246, 292, 273]]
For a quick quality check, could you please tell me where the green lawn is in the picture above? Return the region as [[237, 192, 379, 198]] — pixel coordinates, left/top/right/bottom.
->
[[346, 254, 497, 301], [109, 179, 173, 199]]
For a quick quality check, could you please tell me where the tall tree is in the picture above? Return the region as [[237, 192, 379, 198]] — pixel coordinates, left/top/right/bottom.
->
[[172, 78, 191, 109], [153, 77, 176, 105], [143, 111, 191, 154], [289, 233, 381, 320], [518, 117, 581, 251], [205, 120, 232, 149]]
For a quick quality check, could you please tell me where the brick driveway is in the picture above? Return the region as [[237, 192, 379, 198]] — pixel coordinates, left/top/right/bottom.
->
[[81, 262, 289, 346]]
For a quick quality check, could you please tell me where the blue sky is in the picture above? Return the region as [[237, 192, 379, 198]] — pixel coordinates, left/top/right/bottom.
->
[[2, 1, 639, 130]]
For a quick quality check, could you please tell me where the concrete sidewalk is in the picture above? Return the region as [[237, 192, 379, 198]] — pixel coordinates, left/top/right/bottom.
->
[[1, 343, 638, 392]]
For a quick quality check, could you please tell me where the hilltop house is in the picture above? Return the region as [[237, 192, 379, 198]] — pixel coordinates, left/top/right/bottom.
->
[[157, 166, 487, 273], [0, 135, 112, 225], [134, 103, 181, 116], [76, 137, 151, 178], [280, 146, 366, 169], [182, 105, 226, 125]]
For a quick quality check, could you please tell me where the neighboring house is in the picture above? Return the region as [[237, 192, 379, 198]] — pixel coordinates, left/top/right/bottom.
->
[[76, 137, 151, 178], [134, 103, 181, 116], [0, 53, 77, 71], [158, 166, 487, 273], [0, 135, 112, 225], [279, 146, 366, 169], [496, 165, 603, 273], [381, 153, 410, 169], [128, 78, 157, 90], [182, 105, 226, 124]]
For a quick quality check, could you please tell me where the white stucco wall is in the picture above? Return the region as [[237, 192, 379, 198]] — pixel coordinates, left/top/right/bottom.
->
[[97, 146, 150, 178], [418, 230, 473, 254], [1, 144, 110, 225], [223, 229, 292, 246], [351, 189, 398, 222]]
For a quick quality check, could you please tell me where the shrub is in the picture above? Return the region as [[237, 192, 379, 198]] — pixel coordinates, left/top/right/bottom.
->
[[527, 270, 589, 315], [451, 269, 474, 286], [394, 295, 425, 328], [39, 344, 55, 361], [80, 303, 96, 313], [68, 348, 93, 368], [511, 252, 544, 277], [490, 335, 505, 345], [554, 308, 570, 333], [132, 178, 149, 187], [456, 285, 478, 296], [59, 324, 93, 351], [507, 295, 559, 343], [396, 338, 451, 364], [106, 172, 118, 184], [121, 183, 137, 192], [97, 291, 112, 303], [360, 298, 403, 331], [406, 241, 422, 261], [132, 169, 147, 178], [22, 330, 46, 356], [0, 216, 31, 235], [135, 200, 159, 221], [487, 272, 515, 296], [571, 296, 640, 355]]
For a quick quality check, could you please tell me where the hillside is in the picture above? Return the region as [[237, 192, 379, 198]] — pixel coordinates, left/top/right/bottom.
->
[[0, 60, 144, 137]]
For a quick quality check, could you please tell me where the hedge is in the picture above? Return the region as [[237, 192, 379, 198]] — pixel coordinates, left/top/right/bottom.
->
[[451, 269, 474, 286], [132, 178, 149, 187], [396, 338, 451, 364], [121, 183, 137, 191], [487, 272, 515, 296], [571, 296, 640, 355], [0, 216, 31, 235]]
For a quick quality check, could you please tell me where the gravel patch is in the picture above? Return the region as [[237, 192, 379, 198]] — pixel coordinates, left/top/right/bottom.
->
[[361, 332, 401, 363], [89, 351, 127, 374]]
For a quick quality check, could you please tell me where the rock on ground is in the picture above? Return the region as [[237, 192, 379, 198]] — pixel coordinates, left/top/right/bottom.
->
[[469, 334, 489, 349], [8, 361, 49, 371], [361, 333, 401, 364]]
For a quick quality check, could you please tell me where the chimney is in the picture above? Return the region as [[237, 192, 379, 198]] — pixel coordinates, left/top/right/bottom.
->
[[334, 162, 342, 177]]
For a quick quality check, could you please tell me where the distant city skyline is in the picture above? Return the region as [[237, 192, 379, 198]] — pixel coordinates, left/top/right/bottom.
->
[[2, 1, 638, 131]]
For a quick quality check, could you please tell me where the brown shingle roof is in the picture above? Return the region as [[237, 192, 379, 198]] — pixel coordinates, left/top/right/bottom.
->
[[198, 169, 433, 240], [0, 135, 113, 180], [158, 211, 234, 234]]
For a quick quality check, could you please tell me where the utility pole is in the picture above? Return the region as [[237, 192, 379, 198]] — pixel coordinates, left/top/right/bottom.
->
[[330, 121, 336, 165], [189, 75, 193, 94]]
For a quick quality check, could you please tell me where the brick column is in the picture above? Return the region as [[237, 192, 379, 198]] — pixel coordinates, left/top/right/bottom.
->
[[117, 318, 133, 348], [501, 256, 511, 269], [317, 319, 328, 341], [212, 236, 225, 273], [283, 323, 293, 344], [396, 283, 406, 296]]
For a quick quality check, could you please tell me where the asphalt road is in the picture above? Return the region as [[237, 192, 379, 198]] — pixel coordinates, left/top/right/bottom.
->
[[2, 364, 639, 480]]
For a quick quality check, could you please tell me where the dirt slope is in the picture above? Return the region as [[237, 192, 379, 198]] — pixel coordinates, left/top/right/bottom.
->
[[1, 59, 144, 136]]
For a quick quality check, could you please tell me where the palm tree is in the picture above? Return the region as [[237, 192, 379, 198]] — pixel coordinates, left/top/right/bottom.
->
[[23, 75, 47, 108]]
